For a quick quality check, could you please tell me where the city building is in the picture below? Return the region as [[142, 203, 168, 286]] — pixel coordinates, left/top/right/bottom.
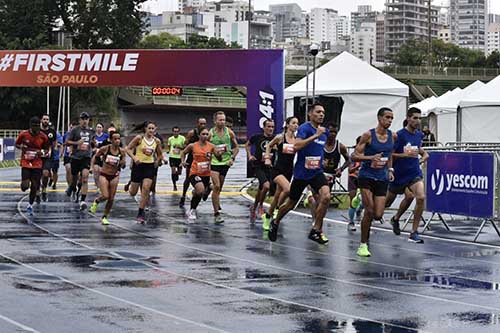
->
[[376, 13, 386, 63], [488, 13, 500, 24], [438, 26, 451, 43], [487, 23, 500, 55], [385, 0, 439, 62], [179, 0, 206, 13], [350, 22, 376, 64], [269, 3, 306, 42], [351, 5, 379, 33], [449, 0, 489, 52], [145, 11, 214, 41], [309, 8, 349, 46]]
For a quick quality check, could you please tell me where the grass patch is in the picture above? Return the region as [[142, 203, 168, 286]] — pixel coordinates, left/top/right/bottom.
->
[[0, 160, 19, 168], [246, 184, 351, 210]]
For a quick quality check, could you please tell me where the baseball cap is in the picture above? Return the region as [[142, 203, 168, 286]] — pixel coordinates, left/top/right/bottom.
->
[[80, 112, 90, 119]]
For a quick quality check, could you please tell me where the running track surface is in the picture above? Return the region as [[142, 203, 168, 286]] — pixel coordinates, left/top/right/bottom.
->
[[1, 153, 500, 333]]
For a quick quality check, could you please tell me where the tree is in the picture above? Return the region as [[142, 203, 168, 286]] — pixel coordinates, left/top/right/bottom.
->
[[139, 32, 185, 49], [54, 0, 148, 49]]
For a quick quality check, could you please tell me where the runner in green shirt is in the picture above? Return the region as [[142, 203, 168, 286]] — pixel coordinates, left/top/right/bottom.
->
[[167, 126, 186, 191], [209, 111, 239, 224]]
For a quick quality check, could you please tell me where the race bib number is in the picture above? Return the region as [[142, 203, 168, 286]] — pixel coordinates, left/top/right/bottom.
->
[[80, 142, 90, 151], [24, 150, 37, 161], [105, 155, 120, 166], [282, 143, 295, 154], [404, 145, 419, 157], [143, 147, 154, 156], [371, 157, 388, 169], [215, 144, 227, 154], [305, 156, 321, 170], [173, 147, 181, 155], [262, 153, 273, 162], [197, 161, 210, 173]]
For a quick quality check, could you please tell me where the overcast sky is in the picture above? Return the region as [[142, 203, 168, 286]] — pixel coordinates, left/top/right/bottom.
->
[[142, 0, 500, 16]]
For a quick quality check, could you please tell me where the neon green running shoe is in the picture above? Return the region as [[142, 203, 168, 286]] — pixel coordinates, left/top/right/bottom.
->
[[320, 232, 329, 243], [101, 216, 109, 225], [90, 201, 98, 214], [357, 244, 371, 257], [262, 214, 270, 231], [303, 191, 314, 208], [273, 210, 278, 219], [351, 189, 361, 209]]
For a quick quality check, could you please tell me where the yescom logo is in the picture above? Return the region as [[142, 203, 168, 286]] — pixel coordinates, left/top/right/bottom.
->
[[431, 169, 445, 195]]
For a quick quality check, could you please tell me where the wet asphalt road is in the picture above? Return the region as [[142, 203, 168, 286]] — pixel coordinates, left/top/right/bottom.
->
[[1, 153, 500, 332]]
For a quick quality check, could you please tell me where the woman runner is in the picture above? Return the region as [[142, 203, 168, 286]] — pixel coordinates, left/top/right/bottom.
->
[[261, 116, 299, 230], [180, 128, 221, 221], [126, 121, 164, 223], [90, 131, 126, 225]]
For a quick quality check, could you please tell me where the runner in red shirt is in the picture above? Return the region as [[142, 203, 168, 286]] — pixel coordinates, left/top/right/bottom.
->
[[15, 117, 50, 215]]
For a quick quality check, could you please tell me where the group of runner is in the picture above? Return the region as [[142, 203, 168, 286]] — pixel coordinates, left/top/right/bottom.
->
[[16, 104, 428, 257], [246, 103, 428, 257]]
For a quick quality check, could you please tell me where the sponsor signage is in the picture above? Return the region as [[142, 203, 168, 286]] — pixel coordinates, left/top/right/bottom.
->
[[426, 152, 495, 218], [0, 49, 284, 140]]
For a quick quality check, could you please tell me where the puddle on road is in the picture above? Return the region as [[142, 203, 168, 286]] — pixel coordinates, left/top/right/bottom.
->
[[449, 311, 500, 326], [90, 259, 154, 271], [17, 274, 62, 282], [355, 270, 500, 291], [0, 263, 19, 271], [293, 316, 422, 333]]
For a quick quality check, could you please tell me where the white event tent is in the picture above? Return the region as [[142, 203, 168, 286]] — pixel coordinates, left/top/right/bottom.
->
[[284, 52, 409, 146], [458, 76, 500, 142]]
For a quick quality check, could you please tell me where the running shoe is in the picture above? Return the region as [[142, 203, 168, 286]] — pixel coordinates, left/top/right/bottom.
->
[[41, 191, 47, 202], [262, 213, 271, 231], [273, 210, 278, 219], [136, 213, 145, 224], [268, 219, 279, 242], [90, 201, 98, 214], [214, 213, 224, 224], [391, 216, 401, 235], [308, 229, 329, 245], [52, 184, 57, 190], [348, 222, 356, 231], [187, 209, 197, 220], [79, 201, 88, 211], [303, 191, 313, 208], [352, 189, 361, 209], [357, 244, 371, 257], [202, 186, 212, 201], [101, 217, 109, 225], [408, 231, 424, 243], [26, 204, 33, 216], [179, 196, 185, 208]]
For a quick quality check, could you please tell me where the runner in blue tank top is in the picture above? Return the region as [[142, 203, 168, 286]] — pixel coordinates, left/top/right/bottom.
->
[[268, 103, 331, 245], [385, 107, 429, 243], [353, 107, 397, 257]]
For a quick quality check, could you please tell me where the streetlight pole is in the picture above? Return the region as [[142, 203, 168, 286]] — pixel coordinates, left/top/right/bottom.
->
[[309, 44, 319, 103], [247, 0, 252, 49]]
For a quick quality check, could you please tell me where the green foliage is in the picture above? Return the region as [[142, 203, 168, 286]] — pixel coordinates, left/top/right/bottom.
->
[[139, 32, 241, 49], [393, 38, 498, 68]]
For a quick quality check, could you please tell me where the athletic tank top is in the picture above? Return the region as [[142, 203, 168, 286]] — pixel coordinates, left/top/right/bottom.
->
[[168, 135, 186, 159], [210, 127, 232, 166], [359, 128, 393, 181], [186, 129, 199, 164], [323, 140, 341, 174], [275, 134, 296, 173], [135, 136, 157, 164], [190, 142, 212, 177], [102, 146, 123, 173]]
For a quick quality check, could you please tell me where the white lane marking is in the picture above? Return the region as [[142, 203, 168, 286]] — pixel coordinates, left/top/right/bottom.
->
[[17, 197, 423, 332], [0, 313, 40, 333], [15, 196, 229, 333]]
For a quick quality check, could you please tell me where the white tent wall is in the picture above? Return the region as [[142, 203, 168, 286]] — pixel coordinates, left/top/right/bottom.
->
[[461, 106, 500, 142], [436, 112, 457, 144]]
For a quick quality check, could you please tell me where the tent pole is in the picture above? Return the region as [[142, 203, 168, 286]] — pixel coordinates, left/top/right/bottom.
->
[[305, 53, 310, 122]]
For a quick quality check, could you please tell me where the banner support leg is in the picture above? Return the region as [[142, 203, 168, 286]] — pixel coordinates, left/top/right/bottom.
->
[[474, 219, 500, 242]]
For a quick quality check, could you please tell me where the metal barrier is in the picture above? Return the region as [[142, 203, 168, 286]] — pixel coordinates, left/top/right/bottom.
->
[[0, 129, 21, 138]]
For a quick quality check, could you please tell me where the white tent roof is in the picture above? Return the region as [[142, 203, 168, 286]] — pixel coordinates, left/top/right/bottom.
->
[[459, 75, 500, 108], [411, 96, 437, 116], [427, 87, 463, 115], [284, 51, 408, 99]]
